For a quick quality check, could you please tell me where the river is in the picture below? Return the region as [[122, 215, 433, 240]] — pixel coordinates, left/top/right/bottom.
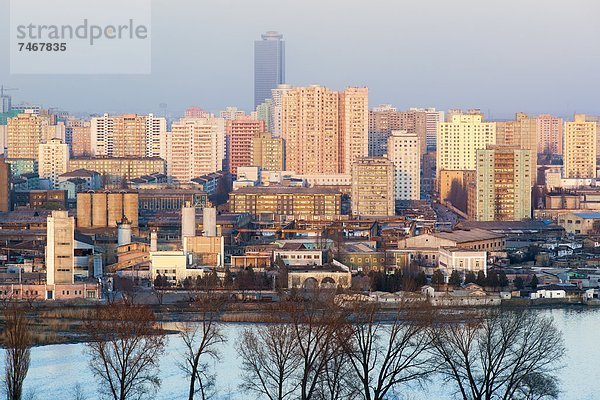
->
[[17, 307, 600, 399]]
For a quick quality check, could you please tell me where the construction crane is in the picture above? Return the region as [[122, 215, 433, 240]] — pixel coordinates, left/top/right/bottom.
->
[[0, 85, 18, 98]]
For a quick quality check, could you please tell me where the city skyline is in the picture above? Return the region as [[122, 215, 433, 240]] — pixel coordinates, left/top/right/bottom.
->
[[1, 0, 599, 118]]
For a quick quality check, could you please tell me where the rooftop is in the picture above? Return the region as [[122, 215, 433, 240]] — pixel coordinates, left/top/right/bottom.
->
[[572, 212, 600, 219], [59, 169, 98, 178], [433, 228, 504, 243], [233, 186, 341, 195]]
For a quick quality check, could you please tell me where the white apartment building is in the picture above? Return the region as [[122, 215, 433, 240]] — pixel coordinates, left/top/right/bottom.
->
[[387, 131, 420, 200], [38, 138, 69, 188], [91, 113, 167, 159], [166, 117, 226, 183]]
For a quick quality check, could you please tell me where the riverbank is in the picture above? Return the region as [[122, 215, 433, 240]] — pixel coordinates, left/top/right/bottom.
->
[[13, 297, 599, 346]]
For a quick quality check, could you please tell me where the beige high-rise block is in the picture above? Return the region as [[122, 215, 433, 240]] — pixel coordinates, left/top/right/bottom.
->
[[252, 132, 285, 171], [387, 131, 420, 200], [537, 114, 563, 155], [39, 138, 69, 189], [91, 113, 166, 158], [495, 113, 537, 184], [46, 210, 75, 285], [564, 114, 597, 179], [7, 113, 45, 159], [351, 157, 395, 217], [281, 85, 368, 175], [340, 88, 369, 174], [436, 114, 496, 184], [473, 146, 532, 221]]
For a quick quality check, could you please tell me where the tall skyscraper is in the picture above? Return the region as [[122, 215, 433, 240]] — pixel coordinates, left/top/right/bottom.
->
[[281, 85, 368, 175], [537, 114, 563, 156], [471, 145, 532, 221], [254, 31, 285, 108], [39, 138, 69, 189], [46, 210, 75, 286], [436, 114, 496, 184], [564, 114, 597, 179], [166, 117, 226, 183], [226, 117, 265, 175], [351, 157, 395, 217], [90, 113, 167, 159], [387, 131, 421, 200]]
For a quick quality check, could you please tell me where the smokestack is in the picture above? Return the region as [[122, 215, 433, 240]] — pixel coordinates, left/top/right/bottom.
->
[[150, 229, 158, 252], [117, 218, 132, 247], [203, 207, 217, 237]]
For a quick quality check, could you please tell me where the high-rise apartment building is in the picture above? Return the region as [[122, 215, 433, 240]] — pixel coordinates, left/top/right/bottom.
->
[[167, 117, 226, 183], [409, 108, 444, 151], [495, 112, 537, 183], [537, 114, 563, 155], [351, 157, 395, 217], [90, 113, 167, 159], [281, 85, 368, 175], [7, 113, 45, 159], [387, 131, 421, 200], [368, 131, 389, 157], [252, 132, 285, 171], [564, 114, 597, 179], [471, 145, 532, 221], [69, 120, 92, 157], [220, 107, 247, 121], [256, 99, 272, 132], [39, 138, 69, 188], [340, 88, 369, 174], [368, 105, 429, 156], [46, 210, 75, 285], [436, 114, 496, 183], [226, 117, 265, 175], [254, 31, 285, 108], [270, 84, 292, 137], [0, 158, 9, 212], [184, 106, 211, 119], [584, 115, 600, 160]]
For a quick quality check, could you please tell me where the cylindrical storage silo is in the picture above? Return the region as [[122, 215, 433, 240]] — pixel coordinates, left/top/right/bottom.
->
[[203, 207, 217, 237], [107, 193, 123, 228], [117, 220, 132, 247], [123, 192, 139, 228], [91, 192, 108, 227], [181, 202, 196, 239], [76, 192, 92, 228]]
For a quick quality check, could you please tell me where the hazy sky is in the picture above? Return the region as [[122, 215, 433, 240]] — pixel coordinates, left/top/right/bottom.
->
[[1, 0, 599, 119]]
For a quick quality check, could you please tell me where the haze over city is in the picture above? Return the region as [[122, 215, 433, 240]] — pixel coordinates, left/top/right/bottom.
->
[[1, 0, 599, 118]]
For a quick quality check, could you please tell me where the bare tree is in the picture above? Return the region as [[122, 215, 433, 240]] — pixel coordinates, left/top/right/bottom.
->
[[238, 323, 301, 400], [84, 303, 166, 400], [428, 308, 564, 400], [343, 301, 433, 400], [178, 296, 227, 400], [514, 373, 560, 400], [285, 298, 348, 400], [3, 302, 32, 400]]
